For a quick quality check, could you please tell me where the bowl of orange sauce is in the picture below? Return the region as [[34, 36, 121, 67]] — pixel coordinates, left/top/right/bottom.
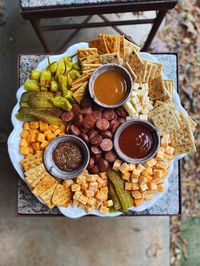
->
[[89, 64, 133, 108]]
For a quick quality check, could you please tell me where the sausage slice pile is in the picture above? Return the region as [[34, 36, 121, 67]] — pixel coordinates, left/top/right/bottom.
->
[[62, 98, 127, 174]]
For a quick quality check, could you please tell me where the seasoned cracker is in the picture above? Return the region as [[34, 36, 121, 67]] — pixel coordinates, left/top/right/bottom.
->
[[52, 184, 71, 207], [20, 152, 43, 171], [170, 113, 196, 154], [152, 62, 163, 78], [143, 61, 153, 83], [72, 74, 89, 86], [149, 103, 180, 135], [89, 38, 109, 54], [149, 75, 167, 100], [128, 49, 145, 83], [32, 173, 57, 196], [80, 54, 100, 65], [30, 171, 47, 189], [124, 61, 137, 81], [124, 39, 140, 57], [100, 53, 121, 64], [104, 35, 119, 53], [24, 163, 45, 182], [119, 35, 125, 58], [73, 82, 88, 103], [78, 48, 98, 59], [39, 183, 57, 209], [149, 64, 158, 81]]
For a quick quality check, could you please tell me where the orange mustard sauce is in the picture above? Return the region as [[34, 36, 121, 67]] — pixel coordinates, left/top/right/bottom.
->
[[94, 70, 127, 105], [119, 124, 154, 159]]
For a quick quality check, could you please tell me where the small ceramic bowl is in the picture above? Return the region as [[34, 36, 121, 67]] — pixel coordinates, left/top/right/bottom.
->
[[113, 119, 160, 164], [89, 63, 133, 109], [44, 135, 90, 180]]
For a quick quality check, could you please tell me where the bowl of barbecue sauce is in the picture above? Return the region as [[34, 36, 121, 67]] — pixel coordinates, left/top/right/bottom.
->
[[114, 120, 160, 164], [44, 135, 90, 180]]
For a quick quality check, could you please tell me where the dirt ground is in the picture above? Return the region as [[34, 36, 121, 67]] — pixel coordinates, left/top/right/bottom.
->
[[151, 0, 200, 264]]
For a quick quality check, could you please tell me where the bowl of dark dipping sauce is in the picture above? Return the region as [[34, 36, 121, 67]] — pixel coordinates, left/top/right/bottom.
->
[[89, 64, 133, 109], [114, 119, 160, 164], [44, 135, 90, 180]]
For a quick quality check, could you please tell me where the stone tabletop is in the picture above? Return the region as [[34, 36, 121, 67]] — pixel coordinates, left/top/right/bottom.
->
[[20, 0, 170, 9], [17, 53, 180, 216]]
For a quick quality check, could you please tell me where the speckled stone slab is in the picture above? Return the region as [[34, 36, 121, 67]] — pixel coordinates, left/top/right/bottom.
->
[[21, 0, 169, 9], [17, 53, 180, 216]]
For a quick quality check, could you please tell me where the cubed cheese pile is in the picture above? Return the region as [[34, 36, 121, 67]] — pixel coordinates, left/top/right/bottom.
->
[[112, 134, 174, 207], [63, 170, 113, 213], [123, 83, 154, 121], [20, 121, 65, 155]]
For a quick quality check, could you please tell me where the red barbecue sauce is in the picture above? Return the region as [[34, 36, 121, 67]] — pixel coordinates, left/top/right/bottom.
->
[[119, 124, 153, 159]]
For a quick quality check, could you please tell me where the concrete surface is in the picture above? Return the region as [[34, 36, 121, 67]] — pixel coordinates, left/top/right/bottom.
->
[[0, 1, 170, 265]]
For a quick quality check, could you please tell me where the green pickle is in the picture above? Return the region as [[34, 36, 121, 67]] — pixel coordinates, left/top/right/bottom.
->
[[108, 182, 122, 212], [28, 95, 53, 108], [30, 70, 40, 81], [19, 107, 65, 125], [107, 169, 133, 212], [21, 91, 36, 103], [16, 112, 37, 122], [24, 79, 40, 91], [51, 96, 72, 111]]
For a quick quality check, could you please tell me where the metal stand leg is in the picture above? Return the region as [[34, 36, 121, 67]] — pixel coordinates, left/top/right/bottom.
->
[[30, 19, 51, 53], [142, 10, 167, 51]]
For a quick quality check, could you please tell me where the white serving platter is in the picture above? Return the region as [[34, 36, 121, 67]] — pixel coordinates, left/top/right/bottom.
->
[[8, 42, 187, 218]]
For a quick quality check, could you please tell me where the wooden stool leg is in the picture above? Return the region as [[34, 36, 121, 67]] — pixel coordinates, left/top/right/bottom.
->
[[30, 19, 51, 53], [142, 10, 167, 51]]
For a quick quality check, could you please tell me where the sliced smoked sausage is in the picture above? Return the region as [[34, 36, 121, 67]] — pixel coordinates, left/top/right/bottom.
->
[[61, 111, 75, 122], [101, 130, 113, 139], [90, 164, 100, 174], [83, 115, 96, 129], [98, 159, 109, 172], [96, 118, 110, 131], [100, 139, 113, 152], [102, 110, 115, 121], [88, 157, 95, 170], [105, 151, 117, 163], [91, 146, 102, 155], [90, 135, 103, 146], [70, 125, 80, 136], [80, 133, 89, 143]]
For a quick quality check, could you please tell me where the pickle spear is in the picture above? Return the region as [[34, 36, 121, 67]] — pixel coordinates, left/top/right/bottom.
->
[[16, 112, 37, 122], [108, 182, 122, 212], [19, 107, 65, 125], [107, 169, 133, 212], [28, 95, 53, 108]]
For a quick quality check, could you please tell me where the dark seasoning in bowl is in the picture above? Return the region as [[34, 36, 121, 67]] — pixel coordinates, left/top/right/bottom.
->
[[53, 141, 83, 172]]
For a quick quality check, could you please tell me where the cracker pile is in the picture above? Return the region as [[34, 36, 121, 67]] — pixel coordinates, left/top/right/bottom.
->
[[20, 121, 65, 155], [20, 152, 72, 209], [72, 33, 141, 103], [149, 101, 196, 154], [113, 134, 175, 207]]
